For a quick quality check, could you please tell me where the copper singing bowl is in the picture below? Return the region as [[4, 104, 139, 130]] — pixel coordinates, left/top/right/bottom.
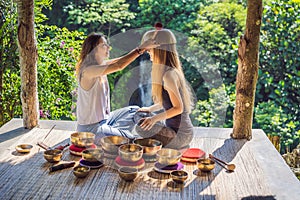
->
[[70, 132, 95, 147], [156, 148, 182, 166], [73, 166, 90, 178], [82, 148, 103, 162], [118, 167, 138, 182], [119, 144, 143, 162], [15, 144, 33, 153], [100, 136, 129, 154], [133, 138, 162, 156], [170, 170, 188, 184], [43, 149, 62, 163], [197, 158, 215, 172]]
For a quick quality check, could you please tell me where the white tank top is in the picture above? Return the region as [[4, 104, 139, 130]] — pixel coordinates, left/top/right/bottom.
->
[[76, 76, 110, 125]]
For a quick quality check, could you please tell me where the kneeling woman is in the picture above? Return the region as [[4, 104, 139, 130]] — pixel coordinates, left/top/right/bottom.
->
[[135, 28, 194, 149]]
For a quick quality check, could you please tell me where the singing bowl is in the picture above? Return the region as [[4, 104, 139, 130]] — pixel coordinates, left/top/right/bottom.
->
[[100, 136, 129, 154], [15, 144, 33, 153], [197, 158, 215, 172], [133, 138, 162, 156], [170, 170, 188, 184], [43, 149, 62, 163], [118, 167, 138, 181], [156, 148, 182, 166], [119, 144, 143, 162], [82, 148, 103, 162], [70, 132, 95, 147], [73, 166, 90, 178]]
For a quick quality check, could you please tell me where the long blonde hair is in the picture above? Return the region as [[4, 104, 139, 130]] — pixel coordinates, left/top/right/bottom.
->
[[142, 29, 194, 113]]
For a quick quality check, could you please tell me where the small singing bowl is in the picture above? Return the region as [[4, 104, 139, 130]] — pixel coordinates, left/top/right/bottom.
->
[[156, 148, 182, 166], [73, 166, 90, 178], [82, 148, 103, 162], [70, 132, 95, 147], [133, 138, 162, 156], [118, 167, 138, 181], [43, 149, 62, 163], [119, 144, 143, 162], [100, 136, 129, 154], [15, 144, 33, 153], [170, 170, 188, 184], [197, 158, 215, 172]]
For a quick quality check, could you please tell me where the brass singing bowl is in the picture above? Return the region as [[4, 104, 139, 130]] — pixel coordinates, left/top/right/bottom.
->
[[82, 148, 103, 162], [170, 170, 188, 184], [156, 148, 182, 166], [43, 149, 62, 163], [100, 136, 129, 154], [133, 138, 162, 156], [118, 167, 138, 181], [15, 144, 33, 153], [70, 132, 95, 148], [73, 166, 90, 178], [119, 144, 143, 162], [197, 158, 215, 172]]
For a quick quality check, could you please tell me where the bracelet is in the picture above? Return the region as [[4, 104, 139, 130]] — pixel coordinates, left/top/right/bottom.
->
[[135, 47, 144, 55]]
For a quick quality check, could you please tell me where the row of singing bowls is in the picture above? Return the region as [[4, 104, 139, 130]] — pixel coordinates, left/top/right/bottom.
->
[[70, 132, 95, 147], [82, 148, 103, 162]]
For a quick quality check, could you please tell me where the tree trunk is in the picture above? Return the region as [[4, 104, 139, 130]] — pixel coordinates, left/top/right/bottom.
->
[[17, 0, 39, 129], [231, 0, 263, 140]]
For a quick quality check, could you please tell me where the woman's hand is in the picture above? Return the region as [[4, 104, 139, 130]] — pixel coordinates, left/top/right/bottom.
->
[[138, 39, 159, 52], [138, 107, 151, 113], [138, 117, 156, 130]]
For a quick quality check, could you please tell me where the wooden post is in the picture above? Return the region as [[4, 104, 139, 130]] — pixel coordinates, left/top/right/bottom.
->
[[17, 0, 39, 129], [231, 0, 263, 140]]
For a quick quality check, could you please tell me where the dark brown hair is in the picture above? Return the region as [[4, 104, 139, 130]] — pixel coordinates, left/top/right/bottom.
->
[[75, 33, 104, 76]]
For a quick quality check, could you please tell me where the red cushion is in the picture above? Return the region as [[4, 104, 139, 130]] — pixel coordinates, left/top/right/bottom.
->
[[182, 148, 205, 159], [69, 144, 96, 152], [115, 156, 145, 166]]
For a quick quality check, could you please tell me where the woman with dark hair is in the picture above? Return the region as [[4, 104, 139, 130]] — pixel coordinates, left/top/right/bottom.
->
[[135, 28, 194, 149], [75, 33, 157, 143]]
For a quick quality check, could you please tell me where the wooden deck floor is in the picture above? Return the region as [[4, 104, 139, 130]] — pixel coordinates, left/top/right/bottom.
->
[[0, 118, 299, 200]]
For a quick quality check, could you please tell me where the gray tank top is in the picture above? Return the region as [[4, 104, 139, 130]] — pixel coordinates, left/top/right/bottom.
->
[[162, 85, 192, 133]]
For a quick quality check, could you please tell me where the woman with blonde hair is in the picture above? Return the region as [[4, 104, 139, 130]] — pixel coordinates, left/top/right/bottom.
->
[[135, 27, 194, 149], [75, 32, 157, 143]]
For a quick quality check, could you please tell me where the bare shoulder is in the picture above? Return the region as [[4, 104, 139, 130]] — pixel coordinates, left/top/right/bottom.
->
[[163, 69, 179, 83]]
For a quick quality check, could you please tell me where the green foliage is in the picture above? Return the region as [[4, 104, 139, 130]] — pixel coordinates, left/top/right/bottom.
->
[[64, 0, 135, 35], [134, 0, 202, 32], [191, 84, 232, 127], [254, 101, 300, 153], [189, 2, 246, 84], [259, 0, 300, 116], [36, 24, 84, 120], [0, 0, 20, 126]]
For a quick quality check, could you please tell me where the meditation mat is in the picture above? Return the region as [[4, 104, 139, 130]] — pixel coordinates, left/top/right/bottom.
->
[[79, 159, 104, 169], [154, 162, 184, 173]]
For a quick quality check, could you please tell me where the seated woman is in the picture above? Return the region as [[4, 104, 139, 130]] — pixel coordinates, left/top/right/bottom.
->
[[135, 28, 194, 149], [75, 32, 157, 144]]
